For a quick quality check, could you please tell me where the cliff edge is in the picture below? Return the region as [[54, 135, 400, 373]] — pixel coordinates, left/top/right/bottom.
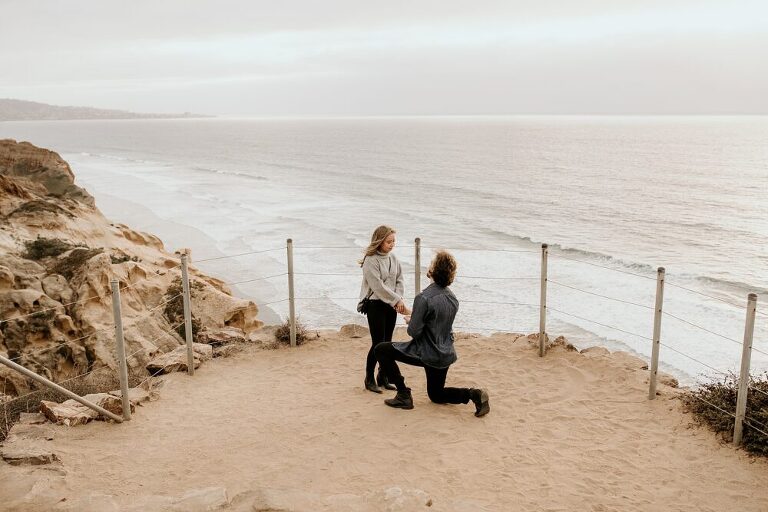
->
[[0, 139, 262, 399]]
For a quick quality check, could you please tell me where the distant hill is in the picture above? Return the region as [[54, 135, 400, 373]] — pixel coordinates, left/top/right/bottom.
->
[[0, 98, 211, 121]]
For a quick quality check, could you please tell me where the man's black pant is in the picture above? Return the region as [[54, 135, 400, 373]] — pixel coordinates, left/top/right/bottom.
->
[[365, 299, 397, 380], [374, 342, 471, 404]]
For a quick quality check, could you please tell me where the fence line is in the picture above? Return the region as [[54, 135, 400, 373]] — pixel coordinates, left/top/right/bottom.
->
[[549, 254, 657, 281], [1, 237, 764, 447], [658, 342, 731, 377], [195, 246, 286, 263], [547, 306, 653, 341], [745, 422, 768, 438], [423, 246, 539, 254], [224, 272, 288, 286], [666, 280, 768, 318], [461, 300, 538, 307], [687, 392, 736, 419], [548, 280, 654, 310], [662, 311, 744, 347]]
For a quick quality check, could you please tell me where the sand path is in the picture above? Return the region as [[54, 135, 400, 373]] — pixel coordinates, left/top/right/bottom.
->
[[3, 331, 767, 511]]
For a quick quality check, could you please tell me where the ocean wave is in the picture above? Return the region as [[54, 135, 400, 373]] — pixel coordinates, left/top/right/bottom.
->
[[672, 274, 768, 297], [190, 166, 268, 181]]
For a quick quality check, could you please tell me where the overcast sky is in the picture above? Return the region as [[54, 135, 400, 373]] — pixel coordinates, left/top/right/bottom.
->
[[1, 0, 766, 115]]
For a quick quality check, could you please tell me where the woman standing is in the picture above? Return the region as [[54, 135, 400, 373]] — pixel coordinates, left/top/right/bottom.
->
[[374, 250, 490, 417], [359, 225, 406, 393]]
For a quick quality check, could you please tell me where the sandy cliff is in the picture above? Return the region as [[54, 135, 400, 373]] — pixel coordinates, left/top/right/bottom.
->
[[0, 139, 262, 398]]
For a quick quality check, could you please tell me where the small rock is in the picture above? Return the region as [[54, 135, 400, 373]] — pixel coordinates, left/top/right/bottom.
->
[[193, 342, 213, 361], [580, 346, 610, 356], [212, 344, 242, 358], [40, 400, 97, 426], [197, 327, 246, 347], [146, 345, 204, 374], [659, 372, 679, 388], [40, 393, 129, 425], [107, 386, 153, 406], [1, 423, 59, 466], [339, 324, 368, 338]]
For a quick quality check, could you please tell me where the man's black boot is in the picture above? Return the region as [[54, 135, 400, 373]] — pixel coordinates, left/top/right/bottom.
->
[[470, 388, 490, 417], [384, 388, 414, 410]]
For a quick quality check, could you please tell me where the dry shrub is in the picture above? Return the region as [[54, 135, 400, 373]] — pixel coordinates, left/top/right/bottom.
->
[[0, 366, 148, 441], [274, 319, 310, 346], [53, 247, 103, 279], [682, 373, 768, 456]]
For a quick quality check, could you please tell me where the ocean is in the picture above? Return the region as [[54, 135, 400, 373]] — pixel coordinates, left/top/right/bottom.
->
[[1, 116, 766, 383]]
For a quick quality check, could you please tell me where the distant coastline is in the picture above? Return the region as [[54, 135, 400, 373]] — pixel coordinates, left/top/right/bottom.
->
[[0, 98, 212, 121]]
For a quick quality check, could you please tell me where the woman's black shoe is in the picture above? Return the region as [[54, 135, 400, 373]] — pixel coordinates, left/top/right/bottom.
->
[[376, 369, 397, 390], [364, 377, 383, 394]]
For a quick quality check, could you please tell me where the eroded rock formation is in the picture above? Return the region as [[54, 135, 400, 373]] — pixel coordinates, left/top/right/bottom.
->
[[0, 139, 263, 397]]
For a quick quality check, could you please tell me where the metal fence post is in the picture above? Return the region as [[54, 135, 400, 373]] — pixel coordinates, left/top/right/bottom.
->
[[287, 238, 296, 347], [539, 243, 548, 357], [415, 237, 421, 295], [110, 279, 131, 421], [733, 293, 757, 446], [648, 267, 666, 400], [180, 254, 195, 375]]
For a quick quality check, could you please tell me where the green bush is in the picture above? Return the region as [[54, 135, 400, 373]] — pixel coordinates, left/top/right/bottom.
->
[[163, 277, 203, 340], [682, 374, 768, 456], [22, 237, 73, 260]]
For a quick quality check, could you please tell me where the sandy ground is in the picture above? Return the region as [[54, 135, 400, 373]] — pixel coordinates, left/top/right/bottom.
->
[[2, 329, 768, 511]]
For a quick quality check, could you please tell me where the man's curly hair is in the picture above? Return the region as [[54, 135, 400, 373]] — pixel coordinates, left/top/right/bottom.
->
[[427, 250, 457, 287]]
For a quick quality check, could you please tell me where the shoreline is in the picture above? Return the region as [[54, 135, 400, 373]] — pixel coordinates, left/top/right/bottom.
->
[[84, 189, 283, 325]]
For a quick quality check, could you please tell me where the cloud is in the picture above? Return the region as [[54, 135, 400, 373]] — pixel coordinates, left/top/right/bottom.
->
[[0, 0, 766, 114]]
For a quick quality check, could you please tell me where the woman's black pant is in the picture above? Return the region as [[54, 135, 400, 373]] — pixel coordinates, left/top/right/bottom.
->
[[374, 342, 471, 404], [365, 299, 397, 380]]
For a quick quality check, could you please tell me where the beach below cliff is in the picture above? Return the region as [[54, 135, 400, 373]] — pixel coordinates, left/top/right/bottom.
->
[[2, 329, 767, 512]]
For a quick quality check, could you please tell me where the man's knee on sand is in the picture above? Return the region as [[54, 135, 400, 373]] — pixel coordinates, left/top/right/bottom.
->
[[427, 387, 448, 404]]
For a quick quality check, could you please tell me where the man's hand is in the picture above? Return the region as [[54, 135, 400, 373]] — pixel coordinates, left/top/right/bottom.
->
[[404, 315, 411, 324]]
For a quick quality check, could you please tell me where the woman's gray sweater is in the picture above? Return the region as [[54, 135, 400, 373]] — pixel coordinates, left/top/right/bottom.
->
[[359, 251, 404, 307]]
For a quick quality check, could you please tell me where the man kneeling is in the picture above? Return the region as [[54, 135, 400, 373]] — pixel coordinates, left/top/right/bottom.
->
[[374, 250, 490, 417]]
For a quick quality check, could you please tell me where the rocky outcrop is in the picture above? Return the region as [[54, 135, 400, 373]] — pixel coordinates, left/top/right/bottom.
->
[[0, 139, 264, 399]]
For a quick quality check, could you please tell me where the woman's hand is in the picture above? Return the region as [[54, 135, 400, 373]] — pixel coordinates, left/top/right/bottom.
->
[[394, 300, 406, 314]]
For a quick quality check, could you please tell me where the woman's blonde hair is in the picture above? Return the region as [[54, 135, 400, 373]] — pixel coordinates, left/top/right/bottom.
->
[[358, 225, 396, 266], [427, 250, 457, 287]]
